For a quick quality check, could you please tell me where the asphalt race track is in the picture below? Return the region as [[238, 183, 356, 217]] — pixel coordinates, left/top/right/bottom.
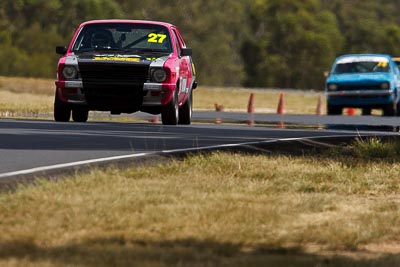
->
[[193, 111, 400, 128], [0, 115, 398, 180]]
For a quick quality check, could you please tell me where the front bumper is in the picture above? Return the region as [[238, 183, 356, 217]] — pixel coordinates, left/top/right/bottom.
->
[[56, 80, 176, 106], [326, 89, 393, 97], [326, 90, 395, 106]]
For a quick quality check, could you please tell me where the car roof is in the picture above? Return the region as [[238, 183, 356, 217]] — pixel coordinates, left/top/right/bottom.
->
[[333, 54, 393, 64], [336, 53, 392, 59], [78, 19, 175, 28]]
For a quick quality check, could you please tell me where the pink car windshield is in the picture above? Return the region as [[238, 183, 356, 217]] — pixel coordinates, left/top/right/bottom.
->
[[72, 23, 173, 54]]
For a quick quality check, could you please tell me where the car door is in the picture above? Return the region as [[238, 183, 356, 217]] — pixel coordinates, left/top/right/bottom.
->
[[172, 28, 191, 104]]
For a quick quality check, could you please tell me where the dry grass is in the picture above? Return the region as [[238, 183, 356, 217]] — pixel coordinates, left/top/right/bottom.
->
[[193, 86, 325, 114], [1, 149, 400, 266], [0, 76, 326, 116], [0, 76, 54, 116], [0, 76, 380, 117], [0, 76, 398, 265], [0, 76, 54, 96], [0, 90, 53, 115]]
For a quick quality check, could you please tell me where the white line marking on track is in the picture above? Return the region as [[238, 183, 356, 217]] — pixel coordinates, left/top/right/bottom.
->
[[0, 133, 384, 179], [0, 153, 150, 179]]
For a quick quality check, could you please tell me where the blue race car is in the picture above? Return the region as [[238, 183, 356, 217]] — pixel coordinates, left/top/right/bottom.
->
[[325, 54, 400, 116]]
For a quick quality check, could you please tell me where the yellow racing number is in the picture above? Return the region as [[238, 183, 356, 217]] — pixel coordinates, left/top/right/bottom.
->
[[148, 33, 167, 43], [377, 61, 388, 67]]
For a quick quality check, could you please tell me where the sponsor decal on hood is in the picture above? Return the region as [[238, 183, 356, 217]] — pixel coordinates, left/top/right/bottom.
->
[[93, 55, 142, 62]]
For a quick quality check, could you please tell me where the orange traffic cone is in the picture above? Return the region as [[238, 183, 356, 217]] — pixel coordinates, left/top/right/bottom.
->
[[347, 108, 355, 116], [215, 103, 224, 124], [277, 92, 285, 128], [277, 92, 285, 115], [247, 93, 255, 113], [316, 95, 323, 115], [247, 93, 255, 126]]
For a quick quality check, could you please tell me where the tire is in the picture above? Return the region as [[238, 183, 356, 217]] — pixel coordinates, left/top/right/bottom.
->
[[54, 91, 71, 122], [327, 104, 342, 115], [72, 108, 89, 122], [383, 102, 396, 116], [362, 108, 371, 116], [178, 90, 192, 125], [396, 101, 400, 116], [161, 89, 179, 125]]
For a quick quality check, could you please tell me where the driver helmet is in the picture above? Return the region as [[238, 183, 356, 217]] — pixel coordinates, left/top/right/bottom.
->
[[91, 32, 110, 48]]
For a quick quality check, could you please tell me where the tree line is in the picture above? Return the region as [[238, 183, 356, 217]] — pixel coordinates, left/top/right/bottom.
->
[[1, 0, 400, 90]]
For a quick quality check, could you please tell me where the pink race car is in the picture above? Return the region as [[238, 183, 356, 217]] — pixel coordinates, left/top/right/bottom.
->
[[55, 19, 197, 125]]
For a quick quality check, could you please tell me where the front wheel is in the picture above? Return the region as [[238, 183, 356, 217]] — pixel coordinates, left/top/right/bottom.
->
[[54, 91, 71, 122], [161, 89, 179, 125], [327, 104, 342, 115], [383, 102, 396, 116], [396, 101, 400, 116], [72, 108, 89, 122], [178, 90, 192, 125]]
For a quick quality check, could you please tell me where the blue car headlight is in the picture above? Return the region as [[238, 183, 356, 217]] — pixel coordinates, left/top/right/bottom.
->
[[380, 82, 389, 89], [328, 83, 337, 91]]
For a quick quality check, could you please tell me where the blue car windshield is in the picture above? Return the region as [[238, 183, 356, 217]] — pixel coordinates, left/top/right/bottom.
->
[[72, 23, 173, 54], [333, 61, 390, 74]]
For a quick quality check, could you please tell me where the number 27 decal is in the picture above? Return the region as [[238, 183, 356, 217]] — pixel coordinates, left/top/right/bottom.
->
[[148, 33, 167, 43]]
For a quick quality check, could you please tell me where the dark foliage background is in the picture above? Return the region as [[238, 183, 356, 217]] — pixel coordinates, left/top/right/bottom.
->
[[1, 0, 400, 89]]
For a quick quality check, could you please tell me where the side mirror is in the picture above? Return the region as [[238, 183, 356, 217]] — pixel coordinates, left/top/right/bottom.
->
[[181, 48, 192, 56], [56, 46, 68, 55]]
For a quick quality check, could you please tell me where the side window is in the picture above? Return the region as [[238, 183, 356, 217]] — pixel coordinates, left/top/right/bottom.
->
[[394, 63, 400, 76], [174, 29, 186, 48], [171, 30, 181, 56]]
